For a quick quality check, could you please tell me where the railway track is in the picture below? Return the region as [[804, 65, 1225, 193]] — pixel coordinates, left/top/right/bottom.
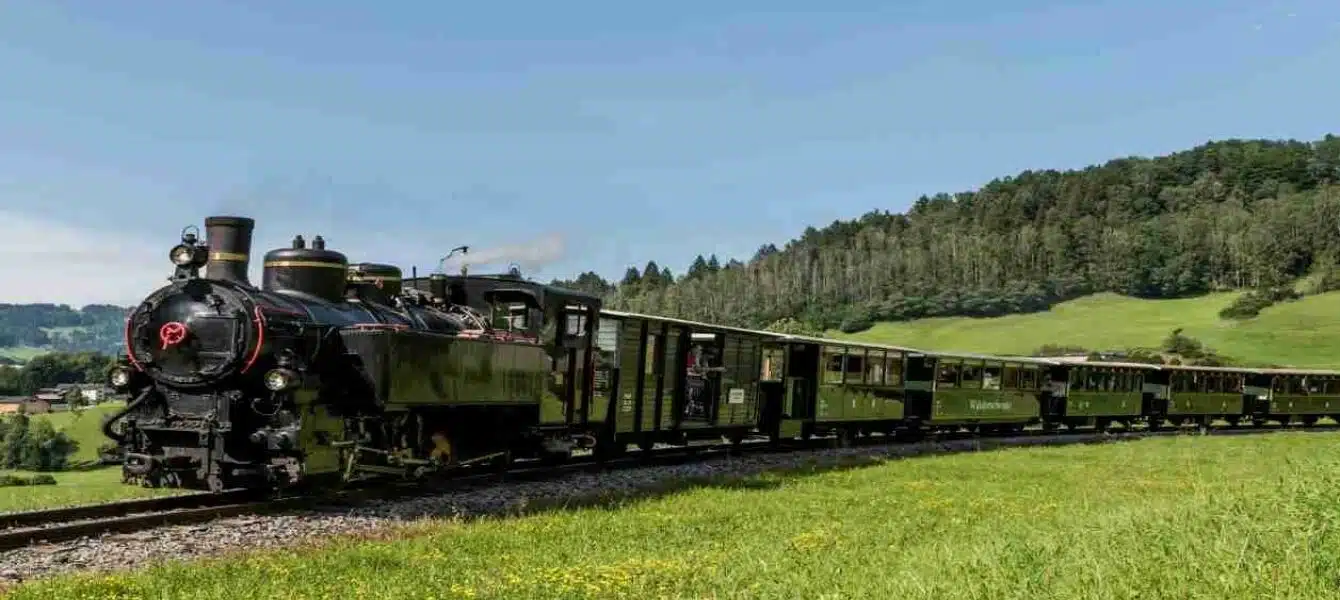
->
[[0, 440, 744, 552], [2, 422, 1332, 553]]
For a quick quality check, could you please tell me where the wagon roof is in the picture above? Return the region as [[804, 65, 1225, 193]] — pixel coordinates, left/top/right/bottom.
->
[[908, 349, 1058, 366], [1251, 367, 1340, 376], [1048, 358, 1164, 370], [1157, 364, 1267, 374], [770, 334, 922, 354], [598, 309, 786, 338]]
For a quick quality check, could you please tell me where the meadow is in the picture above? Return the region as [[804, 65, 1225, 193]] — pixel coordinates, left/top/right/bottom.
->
[[841, 291, 1340, 368], [7, 431, 1340, 599], [0, 468, 183, 514], [0, 402, 186, 514]]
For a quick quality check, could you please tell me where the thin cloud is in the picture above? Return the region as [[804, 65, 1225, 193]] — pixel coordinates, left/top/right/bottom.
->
[[436, 234, 567, 274], [0, 210, 170, 306]]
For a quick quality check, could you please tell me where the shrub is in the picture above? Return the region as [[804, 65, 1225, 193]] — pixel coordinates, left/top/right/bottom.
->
[[1219, 287, 1301, 320], [0, 473, 57, 487]]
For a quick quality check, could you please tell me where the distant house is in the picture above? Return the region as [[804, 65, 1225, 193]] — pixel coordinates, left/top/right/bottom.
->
[[52, 383, 110, 405], [0, 396, 25, 415], [27, 390, 65, 413]]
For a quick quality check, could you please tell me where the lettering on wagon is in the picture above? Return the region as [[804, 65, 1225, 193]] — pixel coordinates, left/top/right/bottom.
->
[[969, 400, 1013, 411]]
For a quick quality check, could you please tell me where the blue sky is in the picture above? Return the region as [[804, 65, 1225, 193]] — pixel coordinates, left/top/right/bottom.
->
[[0, 0, 1337, 305]]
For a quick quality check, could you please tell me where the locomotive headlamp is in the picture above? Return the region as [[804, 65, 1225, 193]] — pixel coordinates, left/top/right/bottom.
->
[[169, 244, 200, 267], [263, 368, 299, 392], [109, 367, 132, 389]]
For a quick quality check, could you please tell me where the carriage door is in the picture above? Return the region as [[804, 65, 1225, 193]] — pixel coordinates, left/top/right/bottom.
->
[[902, 354, 936, 420], [561, 305, 597, 425], [758, 343, 788, 435], [786, 343, 819, 420]]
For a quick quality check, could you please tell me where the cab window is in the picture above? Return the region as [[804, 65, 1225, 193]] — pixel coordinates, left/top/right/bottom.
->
[[885, 353, 903, 386], [844, 351, 865, 383], [1020, 368, 1038, 390], [936, 361, 961, 388], [982, 365, 1003, 391], [865, 351, 886, 385], [822, 347, 845, 385], [960, 362, 983, 390]]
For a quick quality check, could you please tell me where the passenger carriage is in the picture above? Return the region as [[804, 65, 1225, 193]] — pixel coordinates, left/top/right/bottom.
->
[[584, 309, 776, 452], [909, 351, 1054, 434], [1042, 359, 1160, 431], [1143, 365, 1255, 429], [757, 334, 920, 443], [1247, 368, 1340, 427]]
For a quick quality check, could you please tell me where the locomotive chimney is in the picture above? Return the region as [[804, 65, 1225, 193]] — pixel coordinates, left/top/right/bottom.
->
[[204, 216, 256, 286]]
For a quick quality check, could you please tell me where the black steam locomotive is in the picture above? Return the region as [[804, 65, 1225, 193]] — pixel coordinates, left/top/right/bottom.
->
[[104, 216, 602, 492]]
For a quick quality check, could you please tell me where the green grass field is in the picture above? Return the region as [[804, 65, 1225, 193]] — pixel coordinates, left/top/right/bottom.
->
[[0, 346, 47, 362], [31, 402, 125, 464], [0, 325, 92, 361], [0, 402, 176, 515], [9, 432, 1340, 599], [0, 468, 183, 514], [840, 291, 1340, 368]]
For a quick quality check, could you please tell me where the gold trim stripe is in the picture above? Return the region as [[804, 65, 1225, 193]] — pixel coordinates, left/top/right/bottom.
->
[[263, 260, 348, 269], [210, 252, 249, 262]]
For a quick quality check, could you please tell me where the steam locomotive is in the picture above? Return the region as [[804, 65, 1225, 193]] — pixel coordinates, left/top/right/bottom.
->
[[104, 216, 603, 492], [108, 216, 1340, 495]]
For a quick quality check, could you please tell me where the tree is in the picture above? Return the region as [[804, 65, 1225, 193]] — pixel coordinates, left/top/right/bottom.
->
[[601, 136, 1340, 331]]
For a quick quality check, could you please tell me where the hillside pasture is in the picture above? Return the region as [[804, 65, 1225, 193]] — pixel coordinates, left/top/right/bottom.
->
[[842, 291, 1340, 368]]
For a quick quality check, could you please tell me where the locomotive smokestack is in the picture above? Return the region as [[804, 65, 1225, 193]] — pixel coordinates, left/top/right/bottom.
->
[[204, 216, 256, 286]]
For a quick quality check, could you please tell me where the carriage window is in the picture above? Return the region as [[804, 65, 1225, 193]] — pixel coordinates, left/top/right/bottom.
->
[[1003, 366, 1020, 389], [960, 363, 983, 390], [823, 348, 845, 384], [936, 362, 961, 388], [844, 352, 865, 382], [760, 347, 785, 382], [982, 365, 1003, 390], [1305, 378, 1323, 394], [885, 354, 903, 386], [565, 312, 587, 337], [595, 318, 619, 353], [644, 333, 659, 375], [865, 351, 886, 385], [1020, 368, 1038, 390], [499, 304, 529, 331], [1070, 368, 1088, 391], [1325, 379, 1340, 395]]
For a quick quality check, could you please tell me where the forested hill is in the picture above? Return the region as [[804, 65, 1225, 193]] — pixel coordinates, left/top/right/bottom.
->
[[548, 135, 1340, 333], [0, 304, 129, 361], [7, 135, 1340, 358]]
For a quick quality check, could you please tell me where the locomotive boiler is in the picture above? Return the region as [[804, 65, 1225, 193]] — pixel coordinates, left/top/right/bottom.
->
[[104, 216, 602, 492]]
